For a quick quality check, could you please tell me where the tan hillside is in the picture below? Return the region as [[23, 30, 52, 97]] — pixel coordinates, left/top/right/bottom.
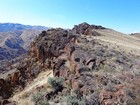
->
[[131, 33, 140, 39], [93, 29, 140, 53], [20, 29, 42, 49]]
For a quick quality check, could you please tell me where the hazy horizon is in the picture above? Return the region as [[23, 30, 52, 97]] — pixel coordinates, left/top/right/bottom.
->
[[0, 0, 140, 34]]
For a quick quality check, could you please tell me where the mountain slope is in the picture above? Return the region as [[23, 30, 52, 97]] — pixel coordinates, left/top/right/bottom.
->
[[95, 29, 140, 47], [0, 23, 48, 32], [0, 23, 140, 105], [92, 29, 140, 55], [20, 29, 42, 49], [0, 23, 48, 61], [0, 32, 26, 60], [131, 33, 140, 39]]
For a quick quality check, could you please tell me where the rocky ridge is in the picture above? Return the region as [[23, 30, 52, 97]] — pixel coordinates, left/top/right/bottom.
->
[[0, 23, 140, 105]]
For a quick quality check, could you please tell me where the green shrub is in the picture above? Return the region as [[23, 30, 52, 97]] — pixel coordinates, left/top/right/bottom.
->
[[48, 77, 64, 91], [66, 94, 85, 105], [32, 91, 49, 105]]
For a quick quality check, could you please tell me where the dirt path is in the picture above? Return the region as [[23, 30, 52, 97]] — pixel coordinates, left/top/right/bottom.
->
[[10, 70, 53, 105]]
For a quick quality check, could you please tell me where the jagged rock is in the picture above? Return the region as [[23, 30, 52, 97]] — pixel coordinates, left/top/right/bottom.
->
[[0, 79, 13, 99], [2, 100, 16, 105], [58, 66, 69, 78], [29, 29, 77, 63], [1, 23, 140, 104], [86, 92, 100, 105], [26, 27, 140, 104], [99, 84, 125, 105], [72, 22, 105, 35]]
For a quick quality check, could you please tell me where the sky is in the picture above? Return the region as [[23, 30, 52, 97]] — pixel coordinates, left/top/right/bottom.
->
[[0, 0, 140, 33]]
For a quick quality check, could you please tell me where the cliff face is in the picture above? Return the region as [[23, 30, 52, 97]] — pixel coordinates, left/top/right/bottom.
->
[[0, 23, 140, 105]]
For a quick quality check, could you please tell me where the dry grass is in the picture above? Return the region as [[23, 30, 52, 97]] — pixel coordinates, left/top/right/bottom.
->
[[131, 33, 140, 39], [92, 29, 140, 56], [10, 70, 53, 105]]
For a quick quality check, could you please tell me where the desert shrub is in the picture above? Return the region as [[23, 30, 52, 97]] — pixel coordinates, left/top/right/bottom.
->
[[48, 77, 64, 91], [32, 91, 49, 105], [66, 94, 85, 105], [105, 83, 118, 92]]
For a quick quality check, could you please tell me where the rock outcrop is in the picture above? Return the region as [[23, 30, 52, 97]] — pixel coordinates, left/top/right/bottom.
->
[[0, 23, 140, 104], [72, 22, 105, 35]]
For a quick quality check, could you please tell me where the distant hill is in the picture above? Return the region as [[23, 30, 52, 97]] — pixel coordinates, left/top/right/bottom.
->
[[130, 33, 140, 39], [0, 23, 49, 60], [0, 23, 48, 32]]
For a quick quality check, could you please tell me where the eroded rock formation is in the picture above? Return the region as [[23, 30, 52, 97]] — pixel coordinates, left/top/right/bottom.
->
[[0, 23, 140, 104]]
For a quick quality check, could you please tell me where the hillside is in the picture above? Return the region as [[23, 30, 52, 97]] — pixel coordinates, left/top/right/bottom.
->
[[131, 33, 140, 39], [0, 23, 49, 73], [92, 29, 140, 55], [20, 29, 42, 49], [0, 23, 48, 61], [0, 23, 47, 32], [0, 23, 140, 105], [0, 31, 26, 60]]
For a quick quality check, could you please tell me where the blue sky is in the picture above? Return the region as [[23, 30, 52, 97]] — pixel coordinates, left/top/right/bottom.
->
[[0, 0, 140, 33]]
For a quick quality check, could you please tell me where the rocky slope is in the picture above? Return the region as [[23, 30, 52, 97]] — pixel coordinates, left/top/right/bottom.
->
[[0, 32, 26, 59], [0, 23, 48, 57], [0, 23, 140, 105], [0, 23, 49, 73]]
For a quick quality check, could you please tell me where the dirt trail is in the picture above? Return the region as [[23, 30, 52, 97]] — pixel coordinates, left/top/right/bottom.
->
[[10, 70, 53, 105]]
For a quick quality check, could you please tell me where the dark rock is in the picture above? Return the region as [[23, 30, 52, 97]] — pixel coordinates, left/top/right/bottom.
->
[[0, 79, 13, 99], [86, 92, 100, 105], [1, 23, 140, 104], [72, 22, 105, 35]]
